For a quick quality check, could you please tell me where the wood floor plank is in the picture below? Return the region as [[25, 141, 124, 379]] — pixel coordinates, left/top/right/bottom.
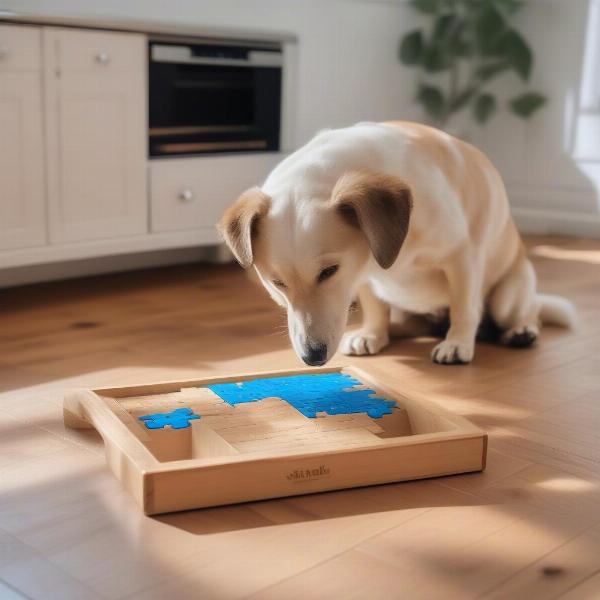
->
[[0, 528, 101, 600], [559, 571, 600, 600], [247, 550, 404, 600], [0, 580, 29, 600], [483, 529, 600, 599]]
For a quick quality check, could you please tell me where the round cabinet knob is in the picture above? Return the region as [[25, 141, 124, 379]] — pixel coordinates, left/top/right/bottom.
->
[[95, 52, 110, 64], [178, 189, 194, 202]]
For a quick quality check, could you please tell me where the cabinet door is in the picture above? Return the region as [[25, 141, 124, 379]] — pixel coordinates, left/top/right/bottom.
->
[[44, 28, 147, 244], [0, 25, 46, 250]]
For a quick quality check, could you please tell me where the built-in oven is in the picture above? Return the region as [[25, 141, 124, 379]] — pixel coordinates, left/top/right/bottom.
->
[[149, 39, 282, 157]]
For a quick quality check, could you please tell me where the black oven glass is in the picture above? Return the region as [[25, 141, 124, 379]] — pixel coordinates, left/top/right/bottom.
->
[[149, 41, 282, 157]]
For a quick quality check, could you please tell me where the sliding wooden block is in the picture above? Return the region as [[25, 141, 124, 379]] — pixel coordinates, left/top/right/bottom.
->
[[63, 366, 487, 514]]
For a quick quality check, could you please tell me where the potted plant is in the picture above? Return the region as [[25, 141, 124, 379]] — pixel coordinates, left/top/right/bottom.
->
[[400, 0, 546, 128]]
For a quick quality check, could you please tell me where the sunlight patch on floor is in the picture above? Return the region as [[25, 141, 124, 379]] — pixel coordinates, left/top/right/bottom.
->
[[531, 245, 600, 265], [428, 396, 532, 421], [535, 477, 598, 492]]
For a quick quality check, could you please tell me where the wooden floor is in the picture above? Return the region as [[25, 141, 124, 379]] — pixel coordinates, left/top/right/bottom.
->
[[1, 235, 600, 600]]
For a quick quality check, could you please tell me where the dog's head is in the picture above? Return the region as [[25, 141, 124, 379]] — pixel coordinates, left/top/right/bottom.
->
[[217, 171, 412, 365]]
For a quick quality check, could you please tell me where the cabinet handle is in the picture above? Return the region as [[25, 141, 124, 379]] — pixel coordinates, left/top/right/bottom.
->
[[95, 52, 110, 64], [178, 189, 194, 202]]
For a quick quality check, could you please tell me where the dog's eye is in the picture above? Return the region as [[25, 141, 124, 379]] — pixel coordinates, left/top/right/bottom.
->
[[317, 265, 339, 283], [272, 279, 286, 289]]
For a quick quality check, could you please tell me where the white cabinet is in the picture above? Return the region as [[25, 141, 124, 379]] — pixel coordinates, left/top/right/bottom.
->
[[150, 154, 281, 233], [0, 22, 291, 283], [0, 25, 46, 250], [43, 28, 147, 244]]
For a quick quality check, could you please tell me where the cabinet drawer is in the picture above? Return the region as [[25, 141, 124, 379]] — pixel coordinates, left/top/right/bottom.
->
[[150, 154, 282, 233], [53, 28, 144, 73], [0, 25, 41, 71]]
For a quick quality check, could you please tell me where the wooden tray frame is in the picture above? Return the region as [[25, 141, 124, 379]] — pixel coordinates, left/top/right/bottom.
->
[[63, 366, 487, 515]]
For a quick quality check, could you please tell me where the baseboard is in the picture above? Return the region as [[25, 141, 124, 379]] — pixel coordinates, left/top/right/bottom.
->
[[0, 228, 224, 270], [0, 244, 233, 288], [512, 206, 600, 238]]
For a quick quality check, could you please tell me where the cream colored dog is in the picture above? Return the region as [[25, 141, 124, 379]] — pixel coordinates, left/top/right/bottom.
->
[[218, 121, 575, 366]]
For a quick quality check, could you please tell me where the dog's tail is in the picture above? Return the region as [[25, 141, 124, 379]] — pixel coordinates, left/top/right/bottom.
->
[[537, 293, 577, 328]]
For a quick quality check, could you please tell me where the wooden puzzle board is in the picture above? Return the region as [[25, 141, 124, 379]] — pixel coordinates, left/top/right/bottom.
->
[[64, 366, 487, 514]]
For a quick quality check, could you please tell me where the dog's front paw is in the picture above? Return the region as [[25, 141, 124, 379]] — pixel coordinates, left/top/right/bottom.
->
[[340, 330, 389, 356], [431, 339, 474, 365]]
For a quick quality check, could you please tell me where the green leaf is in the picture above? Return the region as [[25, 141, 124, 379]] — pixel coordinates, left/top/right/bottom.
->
[[409, 0, 440, 14], [463, 0, 482, 12], [493, 0, 524, 15], [433, 14, 472, 58], [432, 13, 460, 42], [509, 92, 546, 118], [475, 5, 507, 55], [449, 85, 478, 112], [400, 30, 424, 65], [475, 61, 510, 81], [448, 31, 473, 57], [499, 29, 532, 80], [421, 44, 449, 72], [417, 84, 446, 121], [467, 0, 523, 18], [474, 93, 497, 123]]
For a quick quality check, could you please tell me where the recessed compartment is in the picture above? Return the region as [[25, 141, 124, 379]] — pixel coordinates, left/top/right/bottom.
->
[[139, 422, 239, 462]]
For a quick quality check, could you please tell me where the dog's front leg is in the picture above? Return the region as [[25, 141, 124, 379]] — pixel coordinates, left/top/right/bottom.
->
[[432, 249, 482, 364], [341, 283, 390, 356]]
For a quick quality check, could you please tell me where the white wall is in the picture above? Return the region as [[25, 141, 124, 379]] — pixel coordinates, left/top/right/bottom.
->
[[472, 0, 600, 237], [4, 0, 600, 237]]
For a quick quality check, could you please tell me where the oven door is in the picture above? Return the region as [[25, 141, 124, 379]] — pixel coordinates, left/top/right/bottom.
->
[[149, 41, 282, 157]]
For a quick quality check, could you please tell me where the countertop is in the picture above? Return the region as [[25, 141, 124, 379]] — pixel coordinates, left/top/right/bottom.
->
[[0, 8, 298, 45]]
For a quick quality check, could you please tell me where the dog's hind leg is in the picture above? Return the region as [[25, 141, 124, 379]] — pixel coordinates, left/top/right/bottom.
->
[[341, 283, 390, 356], [389, 309, 443, 339], [488, 254, 539, 348]]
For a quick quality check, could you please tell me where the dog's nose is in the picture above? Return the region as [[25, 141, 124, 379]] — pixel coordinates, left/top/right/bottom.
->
[[302, 343, 328, 366]]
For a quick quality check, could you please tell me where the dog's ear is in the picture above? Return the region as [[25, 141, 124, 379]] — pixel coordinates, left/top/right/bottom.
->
[[331, 171, 413, 269], [217, 187, 271, 268]]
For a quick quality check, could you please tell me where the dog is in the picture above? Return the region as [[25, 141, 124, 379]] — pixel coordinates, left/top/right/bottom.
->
[[217, 121, 575, 366]]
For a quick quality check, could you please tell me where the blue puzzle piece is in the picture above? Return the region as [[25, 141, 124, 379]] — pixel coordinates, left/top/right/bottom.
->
[[207, 372, 396, 419], [139, 407, 200, 429]]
